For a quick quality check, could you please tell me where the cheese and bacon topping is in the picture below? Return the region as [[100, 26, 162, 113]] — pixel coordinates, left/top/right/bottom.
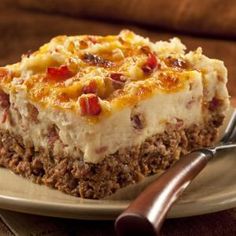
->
[[0, 30, 193, 119], [0, 30, 229, 163]]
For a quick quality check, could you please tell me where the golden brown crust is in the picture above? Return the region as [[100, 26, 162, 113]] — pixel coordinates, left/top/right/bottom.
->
[[0, 31, 195, 119]]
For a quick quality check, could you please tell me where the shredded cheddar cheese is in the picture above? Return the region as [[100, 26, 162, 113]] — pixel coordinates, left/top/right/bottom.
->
[[0, 30, 195, 118]]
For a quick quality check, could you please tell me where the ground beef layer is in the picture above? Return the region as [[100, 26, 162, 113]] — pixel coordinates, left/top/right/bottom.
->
[[0, 114, 223, 199]]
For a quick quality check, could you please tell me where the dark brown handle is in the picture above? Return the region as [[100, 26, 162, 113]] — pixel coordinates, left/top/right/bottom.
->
[[115, 150, 213, 236]]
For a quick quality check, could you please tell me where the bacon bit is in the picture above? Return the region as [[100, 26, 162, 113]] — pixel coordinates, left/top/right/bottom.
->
[[46, 65, 73, 81], [48, 125, 60, 146], [0, 90, 11, 124], [131, 113, 145, 130], [165, 56, 188, 69], [209, 97, 223, 111], [27, 103, 39, 123], [0, 91, 10, 110], [109, 73, 126, 89], [1, 110, 8, 123], [141, 53, 159, 74], [118, 37, 125, 44], [79, 95, 101, 116], [82, 53, 115, 68], [110, 73, 125, 83], [82, 80, 97, 94]]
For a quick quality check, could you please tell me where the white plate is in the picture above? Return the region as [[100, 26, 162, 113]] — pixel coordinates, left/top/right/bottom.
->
[[0, 111, 236, 220]]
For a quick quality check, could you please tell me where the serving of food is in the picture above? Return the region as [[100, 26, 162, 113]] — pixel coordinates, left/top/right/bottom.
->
[[0, 30, 229, 199]]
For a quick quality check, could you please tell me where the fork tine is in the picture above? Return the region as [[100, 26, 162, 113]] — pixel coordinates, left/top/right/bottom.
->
[[220, 109, 236, 143]]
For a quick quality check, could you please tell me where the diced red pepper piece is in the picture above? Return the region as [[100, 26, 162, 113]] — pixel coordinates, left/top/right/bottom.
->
[[79, 95, 101, 116], [141, 53, 158, 74], [82, 80, 97, 94], [47, 65, 73, 81]]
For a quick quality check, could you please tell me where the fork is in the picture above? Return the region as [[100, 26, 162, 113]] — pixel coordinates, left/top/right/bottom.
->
[[115, 109, 236, 236]]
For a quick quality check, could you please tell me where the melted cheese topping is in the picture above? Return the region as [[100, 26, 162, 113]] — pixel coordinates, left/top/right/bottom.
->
[[0, 30, 194, 121]]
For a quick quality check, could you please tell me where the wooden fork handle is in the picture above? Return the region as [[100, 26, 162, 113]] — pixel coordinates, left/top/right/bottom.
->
[[115, 150, 213, 236]]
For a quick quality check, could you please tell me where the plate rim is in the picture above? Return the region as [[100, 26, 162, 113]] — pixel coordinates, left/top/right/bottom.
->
[[0, 176, 236, 220]]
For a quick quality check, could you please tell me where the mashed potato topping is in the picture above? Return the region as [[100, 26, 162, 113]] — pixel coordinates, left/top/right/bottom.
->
[[1, 31, 198, 118]]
